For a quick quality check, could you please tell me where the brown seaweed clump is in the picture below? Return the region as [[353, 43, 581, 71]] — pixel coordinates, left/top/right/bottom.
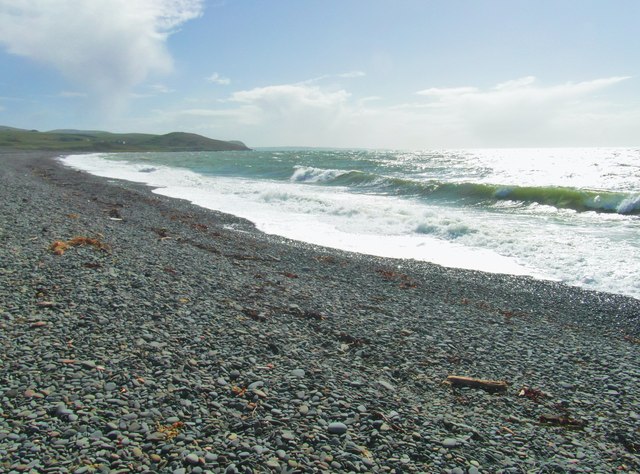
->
[[50, 236, 109, 255]]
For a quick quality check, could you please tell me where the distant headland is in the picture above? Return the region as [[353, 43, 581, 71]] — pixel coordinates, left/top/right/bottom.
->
[[0, 125, 251, 152]]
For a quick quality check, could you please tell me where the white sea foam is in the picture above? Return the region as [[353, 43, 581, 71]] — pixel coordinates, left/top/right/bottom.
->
[[60, 151, 640, 300], [617, 194, 640, 214], [61, 154, 538, 276], [290, 165, 347, 183]]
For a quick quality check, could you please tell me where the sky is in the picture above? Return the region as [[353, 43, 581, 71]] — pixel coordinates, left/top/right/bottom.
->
[[0, 0, 639, 149]]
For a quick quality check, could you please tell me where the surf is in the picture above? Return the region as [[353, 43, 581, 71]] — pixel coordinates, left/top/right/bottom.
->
[[59, 148, 640, 300], [287, 166, 640, 215]]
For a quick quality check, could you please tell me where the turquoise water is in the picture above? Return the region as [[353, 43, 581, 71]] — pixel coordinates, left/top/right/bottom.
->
[[62, 148, 640, 299]]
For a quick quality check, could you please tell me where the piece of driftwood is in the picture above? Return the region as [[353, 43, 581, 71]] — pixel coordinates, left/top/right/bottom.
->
[[539, 414, 585, 428], [444, 375, 508, 393]]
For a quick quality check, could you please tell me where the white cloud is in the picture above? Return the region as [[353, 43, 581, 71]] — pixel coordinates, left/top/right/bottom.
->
[[141, 75, 637, 148], [417, 76, 630, 107], [0, 0, 204, 106], [206, 73, 231, 85], [409, 76, 634, 146], [230, 84, 350, 109], [228, 76, 632, 147], [493, 76, 536, 90], [151, 83, 352, 144], [227, 84, 351, 143]]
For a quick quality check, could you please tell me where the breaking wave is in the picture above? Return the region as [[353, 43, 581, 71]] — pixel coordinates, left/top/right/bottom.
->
[[288, 166, 640, 215]]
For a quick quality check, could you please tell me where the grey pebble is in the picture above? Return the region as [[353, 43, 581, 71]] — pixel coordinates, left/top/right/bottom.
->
[[290, 369, 305, 377], [327, 422, 348, 435], [376, 380, 394, 390], [265, 459, 280, 469], [204, 452, 218, 462], [146, 432, 166, 442], [443, 438, 458, 448]]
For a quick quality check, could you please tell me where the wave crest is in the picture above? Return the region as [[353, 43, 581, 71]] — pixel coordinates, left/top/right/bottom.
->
[[287, 166, 639, 215], [290, 166, 349, 183], [617, 194, 640, 214], [485, 185, 640, 215]]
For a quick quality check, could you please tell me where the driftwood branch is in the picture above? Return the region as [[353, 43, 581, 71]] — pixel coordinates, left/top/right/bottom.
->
[[445, 375, 508, 393], [539, 414, 585, 428]]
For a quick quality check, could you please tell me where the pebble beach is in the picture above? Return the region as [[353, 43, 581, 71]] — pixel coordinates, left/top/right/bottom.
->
[[1, 152, 639, 473]]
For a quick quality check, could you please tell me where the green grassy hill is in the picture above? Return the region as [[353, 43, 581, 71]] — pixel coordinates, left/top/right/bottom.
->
[[0, 127, 251, 152]]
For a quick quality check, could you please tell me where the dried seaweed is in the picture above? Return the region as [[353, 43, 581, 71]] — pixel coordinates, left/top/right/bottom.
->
[[50, 236, 109, 255], [376, 269, 418, 289], [155, 421, 184, 440]]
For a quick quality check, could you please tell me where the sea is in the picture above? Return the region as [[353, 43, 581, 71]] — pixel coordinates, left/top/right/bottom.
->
[[60, 148, 640, 300]]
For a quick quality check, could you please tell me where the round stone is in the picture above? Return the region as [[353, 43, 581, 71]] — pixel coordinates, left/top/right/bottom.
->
[[327, 422, 348, 435], [146, 432, 166, 442], [443, 438, 458, 448], [290, 369, 305, 377], [265, 459, 280, 469]]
